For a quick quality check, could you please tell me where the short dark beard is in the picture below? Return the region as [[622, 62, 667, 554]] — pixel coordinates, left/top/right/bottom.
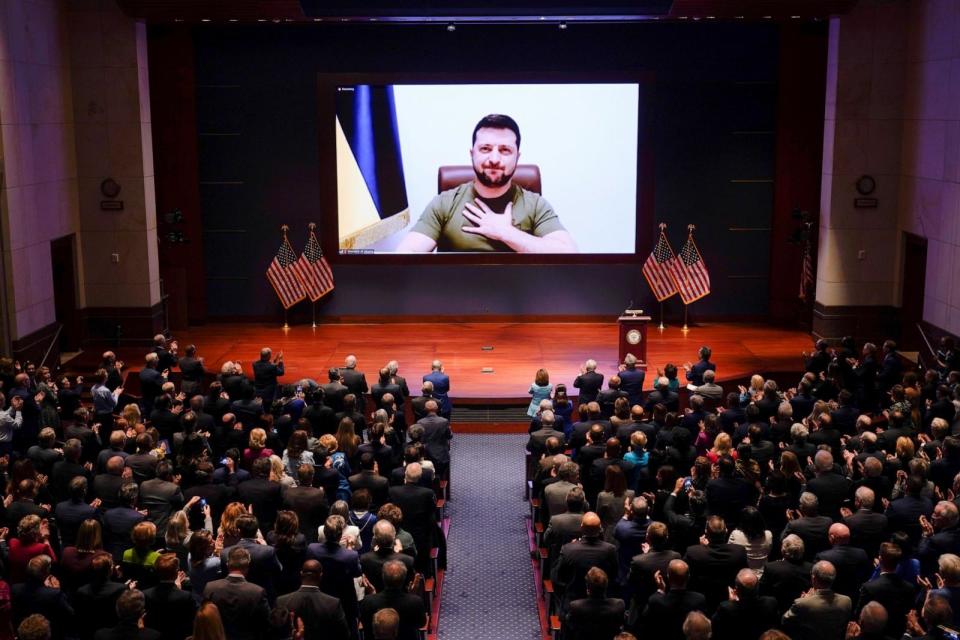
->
[[473, 164, 515, 188]]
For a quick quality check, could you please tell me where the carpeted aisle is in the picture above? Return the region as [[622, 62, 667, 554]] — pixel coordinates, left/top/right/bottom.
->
[[437, 434, 542, 640]]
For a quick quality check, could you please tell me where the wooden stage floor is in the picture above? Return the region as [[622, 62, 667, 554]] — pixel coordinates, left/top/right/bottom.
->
[[164, 321, 811, 401]]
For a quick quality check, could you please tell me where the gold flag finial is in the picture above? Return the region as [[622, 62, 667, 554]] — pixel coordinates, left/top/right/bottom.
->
[[308, 222, 316, 231], [658, 222, 667, 231]]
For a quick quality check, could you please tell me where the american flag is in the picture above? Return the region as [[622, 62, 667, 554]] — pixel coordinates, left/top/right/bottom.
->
[[293, 226, 335, 302], [266, 232, 306, 309], [642, 230, 678, 301], [668, 232, 711, 304]]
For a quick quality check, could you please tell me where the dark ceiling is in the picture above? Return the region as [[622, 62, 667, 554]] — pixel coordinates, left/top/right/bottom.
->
[[117, 0, 858, 23]]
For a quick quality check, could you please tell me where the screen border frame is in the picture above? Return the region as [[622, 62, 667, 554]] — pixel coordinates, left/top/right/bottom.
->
[[318, 71, 655, 265]]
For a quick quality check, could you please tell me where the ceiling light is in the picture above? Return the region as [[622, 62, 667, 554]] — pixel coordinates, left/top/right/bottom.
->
[[446, 23, 456, 32], [201, 18, 210, 22], [558, 21, 567, 30]]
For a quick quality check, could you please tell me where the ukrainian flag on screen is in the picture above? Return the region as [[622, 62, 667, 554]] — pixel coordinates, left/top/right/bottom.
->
[[336, 85, 409, 248]]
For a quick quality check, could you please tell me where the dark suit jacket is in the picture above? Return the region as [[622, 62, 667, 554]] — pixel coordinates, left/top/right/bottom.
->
[[236, 477, 283, 532], [54, 499, 98, 547], [349, 471, 390, 508], [277, 585, 351, 640], [388, 484, 436, 568], [221, 538, 283, 603], [74, 581, 126, 640], [203, 575, 270, 640], [807, 472, 853, 521], [641, 588, 707, 640], [711, 594, 780, 640], [360, 549, 416, 593], [358, 588, 428, 640], [252, 360, 284, 401], [573, 371, 604, 404], [139, 477, 184, 533], [919, 526, 960, 576], [422, 371, 451, 415], [683, 542, 749, 614], [885, 494, 933, 545], [552, 537, 619, 609], [759, 558, 812, 613], [93, 624, 162, 640], [371, 381, 402, 409], [305, 541, 362, 619], [705, 476, 756, 527], [339, 367, 368, 398], [597, 389, 629, 418], [178, 356, 205, 394], [12, 582, 74, 639], [143, 582, 198, 639], [857, 573, 918, 637], [320, 382, 349, 413], [565, 595, 625, 640], [815, 545, 872, 598], [138, 367, 165, 414], [417, 414, 453, 466], [283, 485, 329, 543], [685, 360, 716, 386], [844, 509, 889, 560], [103, 506, 146, 560], [781, 515, 832, 560], [626, 549, 681, 626], [619, 368, 646, 407], [644, 388, 678, 413]]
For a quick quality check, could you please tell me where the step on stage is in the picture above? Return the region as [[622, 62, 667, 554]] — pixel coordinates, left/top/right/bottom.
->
[[164, 321, 810, 416]]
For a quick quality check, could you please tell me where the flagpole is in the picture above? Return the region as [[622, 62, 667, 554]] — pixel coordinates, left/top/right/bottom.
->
[[282, 224, 291, 329], [681, 223, 695, 333], [659, 301, 665, 331], [312, 302, 317, 329]]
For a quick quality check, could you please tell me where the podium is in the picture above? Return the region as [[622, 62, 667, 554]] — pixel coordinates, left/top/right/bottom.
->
[[617, 312, 651, 366]]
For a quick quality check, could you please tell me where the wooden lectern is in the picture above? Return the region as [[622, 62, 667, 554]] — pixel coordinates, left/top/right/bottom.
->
[[618, 311, 651, 367]]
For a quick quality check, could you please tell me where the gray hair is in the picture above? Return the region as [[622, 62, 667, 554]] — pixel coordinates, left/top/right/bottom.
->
[[814, 450, 833, 472], [790, 423, 808, 440], [782, 534, 805, 560], [939, 554, 960, 582], [812, 560, 836, 586], [703, 370, 715, 383], [585, 359, 597, 371], [855, 486, 875, 509], [540, 410, 556, 427], [799, 492, 819, 514], [624, 353, 637, 366]]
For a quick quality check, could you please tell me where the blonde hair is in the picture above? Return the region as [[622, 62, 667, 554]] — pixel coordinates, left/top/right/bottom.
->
[[630, 431, 647, 450], [249, 428, 267, 449], [535, 368, 550, 386], [165, 510, 189, 547], [896, 436, 915, 459], [749, 375, 765, 393], [269, 455, 286, 482], [319, 434, 338, 452], [712, 432, 733, 456]]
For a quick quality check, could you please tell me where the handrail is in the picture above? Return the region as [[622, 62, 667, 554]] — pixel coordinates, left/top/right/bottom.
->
[[38, 324, 63, 371], [916, 322, 937, 372]]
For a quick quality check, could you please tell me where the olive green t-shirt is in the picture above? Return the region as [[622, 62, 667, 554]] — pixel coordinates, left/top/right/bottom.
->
[[410, 182, 565, 252]]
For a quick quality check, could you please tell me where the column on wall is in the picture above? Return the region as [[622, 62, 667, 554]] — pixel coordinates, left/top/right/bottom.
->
[[67, 0, 163, 344]]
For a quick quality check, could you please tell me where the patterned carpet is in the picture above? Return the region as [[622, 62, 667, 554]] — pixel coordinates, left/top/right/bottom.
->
[[437, 434, 542, 640]]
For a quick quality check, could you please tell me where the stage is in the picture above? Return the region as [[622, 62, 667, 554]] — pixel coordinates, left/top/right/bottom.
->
[[132, 320, 812, 403]]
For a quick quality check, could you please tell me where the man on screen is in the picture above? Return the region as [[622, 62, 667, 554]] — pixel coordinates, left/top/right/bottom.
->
[[395, 114, 577, 253]]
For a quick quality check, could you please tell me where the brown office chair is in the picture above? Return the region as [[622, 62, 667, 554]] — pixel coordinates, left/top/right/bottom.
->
[[437, 164, 542, 194]]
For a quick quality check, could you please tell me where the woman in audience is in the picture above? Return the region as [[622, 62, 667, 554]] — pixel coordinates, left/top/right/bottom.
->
[[597, 465, 633, 543], [243, 428, 273, 470], [216, 501, 247, 551], [552, 384, 574, 436], [349, 489, 377, 554], [728, 505, 772, 574], [610, 397, 632, 431], [282, 429, 315, 481], [188, 529, 220, 601], [319, 500, 361, 549], [36, 367, 60, 430], [739, 374, 765, 406], [319, 433, 353, 501], [122, 403, 143, 432], [778, 450, 804, 506], [121, 521, 160, 587], [688, 456, 713, 492], [269, 454, 296, 489], [161, 509, 191, 569], [266, 510, 306, 596], [5, 515, 57, 583], [663, 363, 680, 391], [527, 369, 552, 418], [335, 418, 362, 470], [707, 432, 736, 463], [757, 470, 791, 542], [189, 601, 227, 640], [623, 431, 649, 490], [59, 518, 103, 594], [694, 413, 720, 456]]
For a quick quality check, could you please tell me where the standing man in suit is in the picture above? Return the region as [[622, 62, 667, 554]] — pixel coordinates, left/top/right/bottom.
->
[[645, 376, 678, 413], [415, 400, 452, 479], [204, 547, 271, 640], [178, 344, 206, 397], [252, 347, 284, 403], [619, 354, 646, 408], [781, 492, 833, 561], [142, 554, 197, 639], [152, 334, 179, 373], [641, 559, 707, 640], [423, 360, 451, 420], [856, 543, 916, 638], [138, 353, 166, 417], [221, 513, 283, 603], [359, 560, 427, 640], [842, 487, 888, 560], [564, 567, 625, 640], [321, 368, 349, 414], [552, 512, 619, 613], [387, 464, 437, 573], [237, 458, 283, 534], [683, 516, 749, 614], [573, 359, 604, 405], [306, 516, 362, 633], [781, 560, 852, 640], [278, 559, 351, 640], [387, 360, 410, 418], [683, 346, 717, 387], [814, 523, 871, 599], [710, 568, 779, 640], [339, 355, 368, 401]]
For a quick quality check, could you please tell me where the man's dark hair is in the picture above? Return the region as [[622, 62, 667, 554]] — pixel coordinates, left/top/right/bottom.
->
[[116, 589, 147, 623], [237, 514, 260, 538], [472, 114, 521, 149], [69, 476, 88, 501]]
